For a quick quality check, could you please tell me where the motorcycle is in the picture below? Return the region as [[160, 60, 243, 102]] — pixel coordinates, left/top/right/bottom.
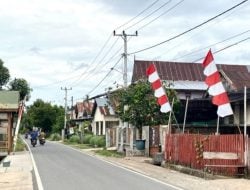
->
[[25, 133, 28, 139], [31, 138, 37, 147], [39, 137, 46, 145]]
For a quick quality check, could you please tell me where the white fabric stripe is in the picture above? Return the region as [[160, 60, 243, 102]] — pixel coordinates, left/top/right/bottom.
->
[[160, 102, 171, 113], [148, 71, 159, 83], [154, 87, 165, 98], [217, 103, 233, 117], [208, 82, 225, 96], [204, 61, 217, 76]]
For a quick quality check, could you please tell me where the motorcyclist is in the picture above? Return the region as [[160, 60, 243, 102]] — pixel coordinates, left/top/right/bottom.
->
[[39, 130, 46, 144], [30, 129, 38, 144]]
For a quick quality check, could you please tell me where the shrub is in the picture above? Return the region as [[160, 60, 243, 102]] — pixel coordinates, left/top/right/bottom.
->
[[49, 133, 61, 141], [89, 135, 105, 147], [69, 135, 80, 143], [83, 134, 93, 144]]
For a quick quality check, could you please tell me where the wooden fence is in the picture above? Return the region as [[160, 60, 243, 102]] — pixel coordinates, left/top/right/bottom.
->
[[165, 134, 245, 176]]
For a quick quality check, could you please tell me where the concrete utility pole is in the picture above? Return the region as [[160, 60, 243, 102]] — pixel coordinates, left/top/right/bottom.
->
[[113, 30, 138, 152], [113, 30, 138, 87], [61, 87, 72, 141]]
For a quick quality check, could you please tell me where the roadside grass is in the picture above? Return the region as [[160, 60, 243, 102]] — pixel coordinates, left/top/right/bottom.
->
[[94, 149, 124, 158], [63, 141, 92, 149], [15, 136, 27, 151]]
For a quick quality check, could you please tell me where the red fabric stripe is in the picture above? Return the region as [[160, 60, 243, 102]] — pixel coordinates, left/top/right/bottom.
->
[[157, 95, 168, 105], [212, 92, 230, 106], [146, 64, 156, 76], [202, 49, 214, 68], [205, 71, 221, 86], [152, 79, 162, 90]]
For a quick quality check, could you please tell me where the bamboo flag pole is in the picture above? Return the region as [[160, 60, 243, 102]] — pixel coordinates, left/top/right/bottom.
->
[[216, 116, 220, 135], [182, 96, 189, 133], [244, 86, 247, 166], [167, 97, 175, 134]]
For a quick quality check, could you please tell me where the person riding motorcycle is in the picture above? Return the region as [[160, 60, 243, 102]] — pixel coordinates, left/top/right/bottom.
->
[[39, 131, 46, 145], [30, 129, 38, 146]]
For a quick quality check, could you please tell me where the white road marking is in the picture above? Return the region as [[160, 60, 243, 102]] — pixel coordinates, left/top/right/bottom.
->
[[23, 138, 44, 190]]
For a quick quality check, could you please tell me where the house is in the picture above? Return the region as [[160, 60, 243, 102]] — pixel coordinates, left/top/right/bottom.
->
[[0, 91, 20, 155], [132, 60, 250, 133], [91, 97, 120, 147], [70, 100, 94, 132]]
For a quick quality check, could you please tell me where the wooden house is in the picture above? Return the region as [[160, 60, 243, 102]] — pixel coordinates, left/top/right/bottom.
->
[[0, 91, 19, 155]]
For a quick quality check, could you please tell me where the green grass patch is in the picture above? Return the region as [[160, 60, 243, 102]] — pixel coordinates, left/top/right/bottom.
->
[[94, 149, 124, 158], [15, 136, 27, 151], [63, 141, 92, 149]]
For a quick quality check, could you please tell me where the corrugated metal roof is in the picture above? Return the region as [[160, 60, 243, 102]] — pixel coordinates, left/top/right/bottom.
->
[[132, 60, 250, 91], [166, 80, 207, 90], [95, 97, 115, 115], [0, 91, 19, 109]]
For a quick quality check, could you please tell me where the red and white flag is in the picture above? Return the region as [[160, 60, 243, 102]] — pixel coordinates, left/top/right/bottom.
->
[[146, 63, 171, 113], [202, 50, 233, 117]]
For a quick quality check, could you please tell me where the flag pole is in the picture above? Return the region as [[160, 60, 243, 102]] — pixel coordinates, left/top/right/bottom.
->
[[182, 95, 190, 133], [216, 116, 220, 135], [168, 97, 175, 134], [244, 86, 247, 166]]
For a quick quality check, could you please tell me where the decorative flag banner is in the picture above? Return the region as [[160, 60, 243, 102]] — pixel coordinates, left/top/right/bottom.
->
[[202, 50, 233, 117], [146, 63, 172, 113]]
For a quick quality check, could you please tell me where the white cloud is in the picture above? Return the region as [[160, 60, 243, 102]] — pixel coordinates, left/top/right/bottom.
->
[[0, 0, 249, 106]]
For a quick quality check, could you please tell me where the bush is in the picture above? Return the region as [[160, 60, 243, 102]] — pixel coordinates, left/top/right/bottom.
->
[[89, 135, 105, 147], [83, 134, 93, 144], [69, 135, 80, 143], [49, 133, 61, 141]]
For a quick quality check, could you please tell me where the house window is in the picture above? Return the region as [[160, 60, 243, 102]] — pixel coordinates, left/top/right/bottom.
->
[[96, 122, 99, 135], [100, 121, 103, 135]]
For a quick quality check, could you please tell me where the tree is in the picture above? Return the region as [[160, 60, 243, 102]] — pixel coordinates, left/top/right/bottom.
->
[[22, 99, 64, 134], [9, 78, 32, 101], [110, 80, 179, 137], [0, 59, 10, 89]]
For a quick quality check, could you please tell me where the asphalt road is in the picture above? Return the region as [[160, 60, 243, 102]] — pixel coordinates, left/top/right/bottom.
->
[[27, 139, 180, 190]]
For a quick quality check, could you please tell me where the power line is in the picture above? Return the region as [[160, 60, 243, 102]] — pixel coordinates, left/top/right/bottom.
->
[[172, 29, 250, 61], [69, 36, 120, 87], [124, 0, 172, 31], [137, 0, 184, 31], [86, 56, 123, 96], [129, 0, 248, 55], [192, 36, 250, 62], [115, 0, 160, 30]]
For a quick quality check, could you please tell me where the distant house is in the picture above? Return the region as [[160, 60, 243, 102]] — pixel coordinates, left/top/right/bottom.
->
[[132, 60, 250, 132], [70, 100, 94, 132], [0, 91, 20, 155], [91, 97, 120, 147]]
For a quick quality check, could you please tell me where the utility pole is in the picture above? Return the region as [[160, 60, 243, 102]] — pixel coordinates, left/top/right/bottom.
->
[[113, 30, 138, 152], [61, 87, 72, 141], [113, 30, 138, 87]]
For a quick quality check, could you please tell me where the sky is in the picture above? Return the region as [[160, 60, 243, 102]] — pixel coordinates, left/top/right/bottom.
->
[[0, 0, 249, 106]]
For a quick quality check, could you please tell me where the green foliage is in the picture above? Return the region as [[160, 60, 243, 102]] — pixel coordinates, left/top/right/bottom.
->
[[49, 133, 61, 141], [83, 134, 93, 144], [0, 59, 10, 88], [22, 99, 64, 134], [69, 135, 80, 143], [110, 80, 180, 129], [15, 136, 26, 152], [94, 149, 124, 158], [8, 78, 32, 101], [89, 135, 105, 147]]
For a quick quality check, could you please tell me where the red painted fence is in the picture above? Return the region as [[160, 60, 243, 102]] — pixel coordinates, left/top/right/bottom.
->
[[165, 134, 245, 176]]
